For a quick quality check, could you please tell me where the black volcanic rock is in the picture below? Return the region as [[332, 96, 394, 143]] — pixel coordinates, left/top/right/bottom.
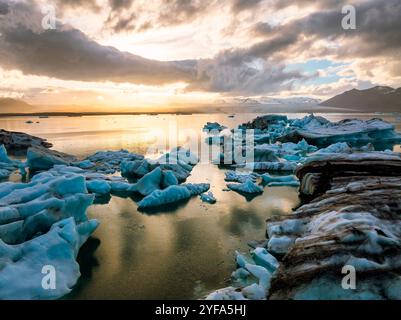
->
[[0, 129, 52, 152], [320, 86, 401, 112]]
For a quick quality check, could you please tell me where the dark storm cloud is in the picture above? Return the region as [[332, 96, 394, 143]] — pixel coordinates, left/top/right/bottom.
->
[[55, 0, 102, 11], [106, 0, 215, 33], [231, 0, 263, 13], [0, 24, 196, 85], [0, 0, 9, 15], [245, 0, 401, 62]]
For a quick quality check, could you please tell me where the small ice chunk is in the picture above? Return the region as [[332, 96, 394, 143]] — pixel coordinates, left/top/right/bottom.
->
[[251, 247, 279, 272], [227, 179, 263, 194], [200, 192, 216, 204]]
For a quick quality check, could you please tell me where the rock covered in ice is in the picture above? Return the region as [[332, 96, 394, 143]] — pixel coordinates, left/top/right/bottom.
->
[[267, 151, 401, 299], [227, 179, 263, 194], [27, 146, 78, 172], [0, 129, 52, 151]]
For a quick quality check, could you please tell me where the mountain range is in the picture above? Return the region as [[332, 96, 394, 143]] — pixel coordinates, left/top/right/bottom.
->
[[1, 86, 400, 114], [320, 86, 401, 112]]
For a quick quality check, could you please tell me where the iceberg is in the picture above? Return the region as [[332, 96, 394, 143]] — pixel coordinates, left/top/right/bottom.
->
[[0, 218, 99, 300], [203, 122, 227, 132], [86, 149, 143, 174], [207, 250, 277, 300], [27, 146, 78, 172], [86, 179, 112, 195], [278, 115, 401, 148], [137, 183, 210, 209], [121, 148, 198, 182], [261, 173, 300, 187], [200, 192, 216, 204], [227, 179, 263, 194]]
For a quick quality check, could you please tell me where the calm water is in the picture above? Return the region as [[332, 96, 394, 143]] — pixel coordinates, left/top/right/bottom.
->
[[1, 113, 400, 299]]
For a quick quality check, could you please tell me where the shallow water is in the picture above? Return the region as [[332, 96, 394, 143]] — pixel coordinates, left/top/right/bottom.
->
[[1, 112, 400, 299]]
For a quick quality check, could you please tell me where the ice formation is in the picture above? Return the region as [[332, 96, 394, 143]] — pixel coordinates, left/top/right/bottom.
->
[[203, 122, 227, 132], [27, 146, 78, 172], [206, 249, 278, 300], [121, 148, 198, 182], [0, 145, 23, 179], [0, 168, 98, 299], [137, 183, 210, 209], [200, 192, 216, 204], [227, 179, 264, 194]]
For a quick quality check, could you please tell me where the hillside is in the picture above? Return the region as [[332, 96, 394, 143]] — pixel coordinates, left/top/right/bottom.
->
[[320, 86, 401, 112]]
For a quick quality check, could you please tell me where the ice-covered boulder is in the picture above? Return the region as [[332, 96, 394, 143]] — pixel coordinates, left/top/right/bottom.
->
[[267, 151, 401, 299]]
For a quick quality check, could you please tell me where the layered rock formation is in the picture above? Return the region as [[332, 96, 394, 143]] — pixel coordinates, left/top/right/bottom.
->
[[266, 152, 401, 299]]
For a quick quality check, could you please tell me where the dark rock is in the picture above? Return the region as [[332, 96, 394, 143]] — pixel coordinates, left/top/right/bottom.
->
[[0, 129, 52, 152]]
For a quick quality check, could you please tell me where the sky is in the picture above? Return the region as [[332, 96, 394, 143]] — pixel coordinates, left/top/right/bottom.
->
[[0, 0, 400, 111]]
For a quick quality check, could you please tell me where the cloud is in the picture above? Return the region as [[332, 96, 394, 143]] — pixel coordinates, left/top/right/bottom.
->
[[0, 27, 197, 85], [231, 0, 263, 13], [0, 0, 9, 15]]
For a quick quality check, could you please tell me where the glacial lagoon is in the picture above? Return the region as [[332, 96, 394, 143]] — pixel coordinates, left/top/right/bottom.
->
[[1, 113, 400, 299]]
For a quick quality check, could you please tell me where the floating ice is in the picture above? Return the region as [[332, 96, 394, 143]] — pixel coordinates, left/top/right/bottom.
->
[[200, 192, 216, 204], [86, 149, 143, 174], [261, 173, 300, 187], [27, 146, 78, 172], [0, 218, 99, 299], [279, 115, 401, 147], [227, 179, 263, 194], [137, 183, 210, 209], [203, 122, 227, 132]]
